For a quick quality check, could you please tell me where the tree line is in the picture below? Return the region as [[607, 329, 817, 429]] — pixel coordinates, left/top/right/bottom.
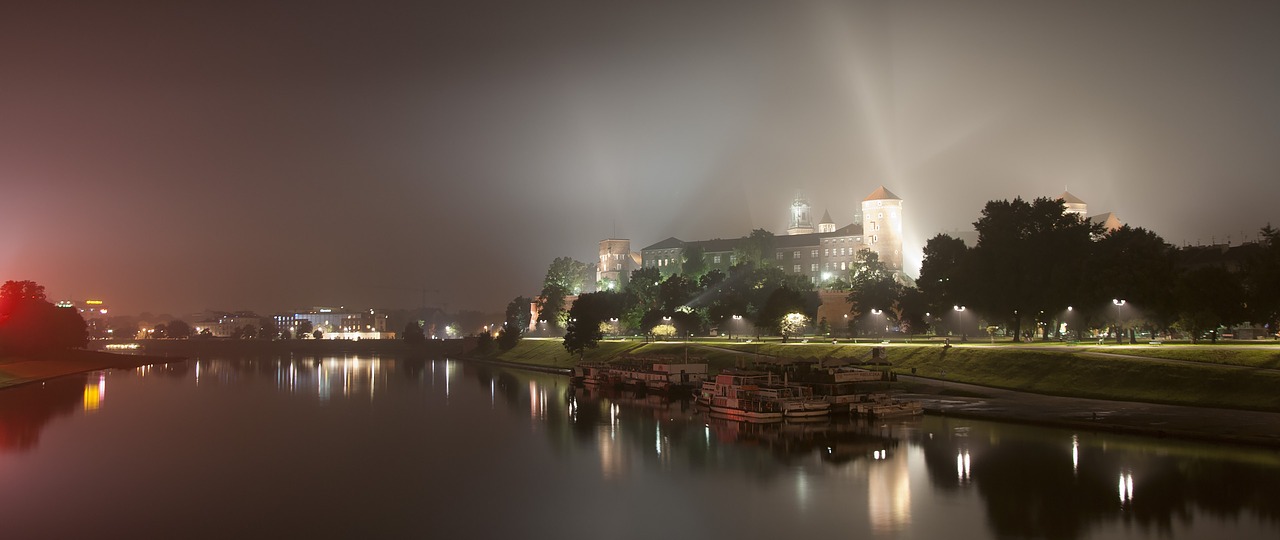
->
[[918, 197, 1278, 343]]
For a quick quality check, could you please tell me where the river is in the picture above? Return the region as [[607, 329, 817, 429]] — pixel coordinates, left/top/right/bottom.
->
[[1, 355, 1277, 539]]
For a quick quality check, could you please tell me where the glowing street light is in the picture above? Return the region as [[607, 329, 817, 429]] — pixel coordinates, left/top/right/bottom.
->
[[1112, 299, 1127, 344], [954, 305, 968, 342]]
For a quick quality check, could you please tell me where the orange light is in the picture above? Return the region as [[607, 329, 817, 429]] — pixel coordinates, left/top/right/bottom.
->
[[86, 300, 104, 305]]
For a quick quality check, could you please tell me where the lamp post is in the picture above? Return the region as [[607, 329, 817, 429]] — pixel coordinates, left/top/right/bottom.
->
[[870, 309, 885, 340], [1065, 306, 1073, 341], [1112, 299, 1126, 344], [954, 305, 968, 342]]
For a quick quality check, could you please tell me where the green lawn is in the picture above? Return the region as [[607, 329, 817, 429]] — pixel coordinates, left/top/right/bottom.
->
[[488, 339, 1280, 412], [1077, 345, 1280, 369]]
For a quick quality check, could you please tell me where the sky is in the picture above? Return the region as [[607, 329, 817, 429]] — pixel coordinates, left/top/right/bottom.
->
[[2, 0, 1278, 317]]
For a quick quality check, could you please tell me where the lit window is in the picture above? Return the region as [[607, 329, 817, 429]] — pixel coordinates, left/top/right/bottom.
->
[[824, 249, 829, 256], [810, 263, 818, 272], [841, 262, 847, 270], [713, 255, 721, 264], [793, 251, 800, 259], [811, 249, 818, 258], [777, 252, 783, 260], [793, 265, 801, 273]]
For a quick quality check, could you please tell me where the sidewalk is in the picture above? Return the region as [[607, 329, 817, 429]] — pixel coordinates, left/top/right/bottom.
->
[[896, 375, 1280, 448]]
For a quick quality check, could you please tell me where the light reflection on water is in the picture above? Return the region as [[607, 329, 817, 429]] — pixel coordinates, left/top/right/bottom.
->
[[0, 356, 1277, 540]]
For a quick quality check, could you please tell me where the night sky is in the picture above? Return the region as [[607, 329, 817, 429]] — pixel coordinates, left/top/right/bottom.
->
[[4, 1, 1278, 316]]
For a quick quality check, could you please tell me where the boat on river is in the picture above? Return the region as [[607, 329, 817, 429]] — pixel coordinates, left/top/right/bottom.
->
[[699, 370, 831, 421], [571, 358, 708, 394]]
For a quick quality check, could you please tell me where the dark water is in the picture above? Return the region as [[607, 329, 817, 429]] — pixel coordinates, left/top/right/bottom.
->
[[1, 356, 1277, 539]]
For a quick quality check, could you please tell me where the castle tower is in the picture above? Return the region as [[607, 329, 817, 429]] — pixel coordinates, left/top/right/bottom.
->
[[817, 210, 835, 233], [787, 197, 814, 235], [861, 186, 903, 272], [1058, 191, 1088, 217], [597, 238, 632, 290]]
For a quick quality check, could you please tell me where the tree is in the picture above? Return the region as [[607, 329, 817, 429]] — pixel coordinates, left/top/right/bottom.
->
[[0, 286, 87, 354], [538, 256, 592, 331], [846, 250, 903, 331], [651, 324, 676, 339], [757, 286, 811, 339], [295, 319, 313, 339], [897, 287, 930, 336], [312, 329, 323, 340], [778, 312, 809, 343], [681, 244, 707, 279], [1081, 225, 1179, 334], [0, 280, 46, 302], [1174, 266, 1246, 343], [258, 317, 279, 340], [504, 296, 532, 335], [563, 291, 624, 355], [658, 273, 699, 312], [918, 234, 971, 324], [403, 320, 426, 343], [1242, 224, 1280, 335], [621, 267, 663, 333], [734, 229, 776, 270], [968, 197, 1097, 340], [166, 320, 192, 339]]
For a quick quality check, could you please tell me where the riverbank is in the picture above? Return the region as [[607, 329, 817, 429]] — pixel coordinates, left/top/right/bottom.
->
[[0, 349, 180, 390], [486, 338, 1280, 448]]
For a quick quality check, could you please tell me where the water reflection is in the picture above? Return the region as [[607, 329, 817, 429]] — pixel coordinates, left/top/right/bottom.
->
[[1, 356, 1277, 540]]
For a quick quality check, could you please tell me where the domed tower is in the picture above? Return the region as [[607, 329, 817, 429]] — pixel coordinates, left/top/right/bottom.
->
[[817, 210, 836, 233], [861, 186, 903, 272], [787, 197, 814, 235]]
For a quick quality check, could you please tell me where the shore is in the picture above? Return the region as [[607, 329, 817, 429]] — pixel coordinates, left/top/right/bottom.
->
[[5, 342, 1280, 449], [0, 350, 181, 390], [892, 375, 1280, 448]]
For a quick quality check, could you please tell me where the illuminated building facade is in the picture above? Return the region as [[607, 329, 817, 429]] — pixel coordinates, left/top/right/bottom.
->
[[638, 186, 905, 284], [274, 307, 392, 339], [597, 238, 640, 290]]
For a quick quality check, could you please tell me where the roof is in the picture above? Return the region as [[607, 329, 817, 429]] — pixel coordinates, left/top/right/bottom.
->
[[819, 210, 834, 224], [641, 237, 685, 251], [863, 186, 901, 201], [686, 237, 741, 253], [1058, 191, 1086, 204]]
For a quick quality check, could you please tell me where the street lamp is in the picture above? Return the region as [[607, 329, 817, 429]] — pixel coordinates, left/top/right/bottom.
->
[[954, 305, 968, 342], [1112, 299, 1126, 344], [870, 308, 885, 339]]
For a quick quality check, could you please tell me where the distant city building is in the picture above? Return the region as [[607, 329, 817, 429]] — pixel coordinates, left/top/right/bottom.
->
[[193, 311, 261, 337], [635, 186, 905, 285], [274, 307, 393, 339]]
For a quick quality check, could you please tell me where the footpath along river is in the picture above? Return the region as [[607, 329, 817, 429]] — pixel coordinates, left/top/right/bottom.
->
[[1, 354, 1277, 539]]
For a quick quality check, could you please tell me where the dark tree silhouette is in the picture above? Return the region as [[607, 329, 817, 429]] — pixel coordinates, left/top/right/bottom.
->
[[0, 280, 87, 355], [402, 320, 425, 343]]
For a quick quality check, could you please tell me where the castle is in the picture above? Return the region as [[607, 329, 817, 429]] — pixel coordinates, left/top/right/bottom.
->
[[596, 186, 905, 289]]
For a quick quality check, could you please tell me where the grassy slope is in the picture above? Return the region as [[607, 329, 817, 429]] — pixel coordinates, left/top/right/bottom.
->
[[490, 339, 1280, 412], [1077, 346, 1280, 369]]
